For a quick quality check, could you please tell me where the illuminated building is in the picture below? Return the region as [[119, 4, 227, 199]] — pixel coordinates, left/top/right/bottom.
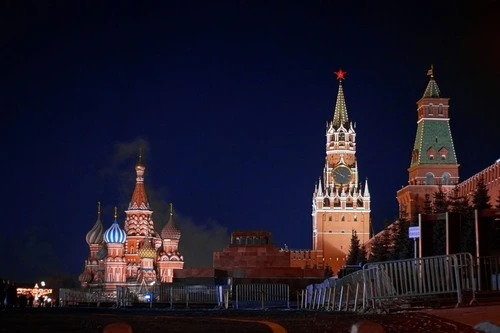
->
[[289, 70, 372, 275], [79, 155, 184, 291], [397, 66, 460, 222]]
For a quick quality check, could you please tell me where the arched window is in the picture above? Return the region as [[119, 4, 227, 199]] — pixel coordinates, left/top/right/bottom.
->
[[442, 172, 451, 185], [323, 198, 330, 207], [425, 172, 434, 185]]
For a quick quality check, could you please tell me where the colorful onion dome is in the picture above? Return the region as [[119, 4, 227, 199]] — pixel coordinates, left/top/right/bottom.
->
[[160, 203, 181, 240], [86, 202, 104, 245], [95, 245, 108, 260], [104, 207, 127, 244], [78, 269, 93, 283], [138, 239, 156, 259]]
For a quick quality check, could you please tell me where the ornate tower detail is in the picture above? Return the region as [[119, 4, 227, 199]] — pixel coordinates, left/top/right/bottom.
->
[[312, 69, 371, 270], [397, 66, 460, 222], [124, 152, 159, 264], [157, 203, 184, 283], [137, 238, 157, 284]]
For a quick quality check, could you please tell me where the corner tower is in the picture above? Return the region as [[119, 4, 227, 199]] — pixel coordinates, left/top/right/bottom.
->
[[397, 66, 460, 222], [312, 69, 371, 269]]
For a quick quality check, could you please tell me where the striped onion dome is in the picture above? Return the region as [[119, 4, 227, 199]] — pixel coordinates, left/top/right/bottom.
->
[[86, 202, 104, 245], [95, 245, 108, 260], [160, 203, 181, 240], [104, 208, 126, 244], [138, 239, 156, 259], [78, 269, 93, 283]]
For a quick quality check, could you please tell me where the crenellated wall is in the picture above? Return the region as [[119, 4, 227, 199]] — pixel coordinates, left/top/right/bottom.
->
[[457, 159, 500, 207]]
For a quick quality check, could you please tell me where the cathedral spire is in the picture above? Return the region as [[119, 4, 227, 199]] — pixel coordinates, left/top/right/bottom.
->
[[332, 69, 349, 128], [128, 150, 150, 210]]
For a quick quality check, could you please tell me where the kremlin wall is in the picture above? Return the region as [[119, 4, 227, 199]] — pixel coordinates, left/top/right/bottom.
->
[[79, 68, 500, 291]]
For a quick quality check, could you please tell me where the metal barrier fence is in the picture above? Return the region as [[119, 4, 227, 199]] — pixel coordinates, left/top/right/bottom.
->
[[363, 252, 476, 311], [59, 288, 112, 306], [60, 284, 229, 309], [476, 255, 500, 291], [298, 253, 477, 313], [235, 284, 289, 309]]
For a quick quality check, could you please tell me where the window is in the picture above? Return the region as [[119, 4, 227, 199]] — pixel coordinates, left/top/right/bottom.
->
[[328, 216, 332, 221], [354, 215, 357, 222], [442, 172, 451, 185], [438, 105, 443, 115], [425, 172, 434, 185]]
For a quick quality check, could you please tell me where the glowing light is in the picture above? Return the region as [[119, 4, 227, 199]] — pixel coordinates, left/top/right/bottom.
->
[[334, 69, 347, 80]]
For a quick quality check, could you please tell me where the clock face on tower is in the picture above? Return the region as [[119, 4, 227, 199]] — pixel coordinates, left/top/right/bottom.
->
[[332, 165, 352, 184]]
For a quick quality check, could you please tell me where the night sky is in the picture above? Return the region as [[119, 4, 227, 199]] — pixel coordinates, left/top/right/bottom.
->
[[1, 1, 499, 283]]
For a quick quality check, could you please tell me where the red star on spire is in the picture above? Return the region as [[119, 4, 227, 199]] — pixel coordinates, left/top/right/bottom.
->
[[334, 69, 346, 80]]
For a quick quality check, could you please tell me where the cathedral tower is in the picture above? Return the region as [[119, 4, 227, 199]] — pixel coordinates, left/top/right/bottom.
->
[[123, 152, 159, 264], [312, 69, 371, 267], [397, 66, 460, 222]]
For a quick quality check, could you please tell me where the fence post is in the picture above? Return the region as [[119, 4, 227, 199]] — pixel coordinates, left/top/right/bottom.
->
[[169, 286, 173, 310], [224, 289, 229, 309]]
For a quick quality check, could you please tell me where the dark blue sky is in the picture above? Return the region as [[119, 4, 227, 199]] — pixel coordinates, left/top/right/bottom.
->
[[1, 1, 499, 282]]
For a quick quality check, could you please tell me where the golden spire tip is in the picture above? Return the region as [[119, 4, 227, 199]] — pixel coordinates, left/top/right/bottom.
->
[[169, 203, 174, 216], [114, 206, 118, 219]]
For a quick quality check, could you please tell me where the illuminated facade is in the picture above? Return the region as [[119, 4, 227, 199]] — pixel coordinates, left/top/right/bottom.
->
[[397, 67, 460, 222], [290, 70, 371, 275], [79, 156, 184, 290]]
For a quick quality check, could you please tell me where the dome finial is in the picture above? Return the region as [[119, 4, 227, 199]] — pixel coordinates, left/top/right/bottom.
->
[[97, 201, 101, 217], [169, 203, 174, 216], [427, 64, 434, 79], [114, 206, 118, 219]]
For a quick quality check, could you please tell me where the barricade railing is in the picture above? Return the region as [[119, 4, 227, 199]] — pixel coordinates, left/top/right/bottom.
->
[[298, 253, 477, 313], [475, 255, 500, 291], [363, 253, 476, 311], [235, 284, 289, 309], [299, 271, 364, 311], [60, 284, 229, 308]]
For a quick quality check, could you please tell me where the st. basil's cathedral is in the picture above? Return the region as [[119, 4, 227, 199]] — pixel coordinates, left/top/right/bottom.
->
[[79, 157, 184, 291]]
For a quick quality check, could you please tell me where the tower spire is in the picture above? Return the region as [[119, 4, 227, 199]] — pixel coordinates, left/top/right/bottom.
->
[[332, 69, 349, 127], [423, 64, 441, 98], [114, 206, 118, 219], [363, 177, 370, 197], [169, 203, 174, 216], [128, 151, 150, 210]]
